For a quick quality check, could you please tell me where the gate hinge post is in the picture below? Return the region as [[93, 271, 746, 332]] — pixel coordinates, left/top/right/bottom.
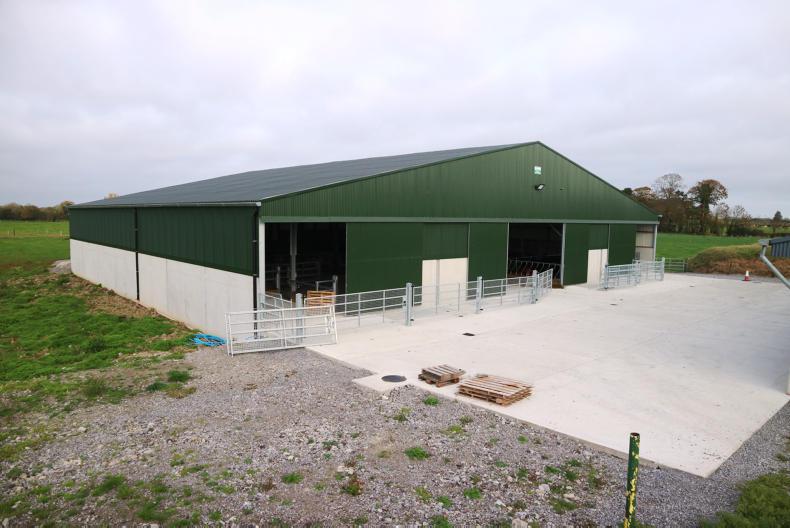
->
[[475, 276, 483, 314], [404, 283, 413, 326]]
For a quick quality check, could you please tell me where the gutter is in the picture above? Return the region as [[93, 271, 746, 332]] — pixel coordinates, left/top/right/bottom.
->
[[759, 240, 790, 290]]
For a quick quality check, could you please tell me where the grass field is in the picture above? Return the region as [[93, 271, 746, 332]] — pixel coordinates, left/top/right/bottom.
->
[[0, 226, 190, 423], [656, 233, 762, 260], [0, 219, 69, 238]]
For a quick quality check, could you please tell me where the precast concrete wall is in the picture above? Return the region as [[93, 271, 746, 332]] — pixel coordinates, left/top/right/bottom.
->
[[138, 254, 252, 336], [70, 239, 137, 299]]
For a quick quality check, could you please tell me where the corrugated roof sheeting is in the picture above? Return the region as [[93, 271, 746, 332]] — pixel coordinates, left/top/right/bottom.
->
[[75, 144, 522, 207]]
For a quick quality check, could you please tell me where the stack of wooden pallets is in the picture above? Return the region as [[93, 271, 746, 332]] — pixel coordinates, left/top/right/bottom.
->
[[418, 365, 465, 388], [457, 374, 532, 406], [306, 290, 335, 306]]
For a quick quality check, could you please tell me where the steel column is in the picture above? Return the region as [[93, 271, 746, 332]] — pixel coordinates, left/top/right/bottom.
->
[[289, 223, 297, 295], [405, 283, 413, 326]]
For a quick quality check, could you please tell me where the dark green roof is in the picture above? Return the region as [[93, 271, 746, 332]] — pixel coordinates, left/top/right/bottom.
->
[[75, 143, 526, 207]]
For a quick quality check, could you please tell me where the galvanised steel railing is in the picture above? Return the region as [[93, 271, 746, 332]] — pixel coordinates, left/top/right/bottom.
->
[[601, 259, 665, 290], [226, 304, 337, 355], [663, 258, 687, 273], [507, 258, 561, 277]]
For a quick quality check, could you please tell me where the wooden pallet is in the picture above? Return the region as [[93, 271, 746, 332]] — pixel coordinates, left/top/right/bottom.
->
[[306, 290, 335, 306], [418, 364, 465, 388], [457, 374, 532, 406]]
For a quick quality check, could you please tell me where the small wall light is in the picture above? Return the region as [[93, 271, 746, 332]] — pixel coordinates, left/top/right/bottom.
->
[[534, 183, 545, 191]]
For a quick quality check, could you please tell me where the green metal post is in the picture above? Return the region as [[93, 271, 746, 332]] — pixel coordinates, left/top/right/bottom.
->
[[623, 432, 640, 528]]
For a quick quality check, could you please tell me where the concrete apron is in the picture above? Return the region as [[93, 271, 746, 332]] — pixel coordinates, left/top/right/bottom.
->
[[311, 274, 790, 477]]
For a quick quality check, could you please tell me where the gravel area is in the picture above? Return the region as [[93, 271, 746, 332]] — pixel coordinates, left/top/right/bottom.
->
[[2, 346, 788, 527]]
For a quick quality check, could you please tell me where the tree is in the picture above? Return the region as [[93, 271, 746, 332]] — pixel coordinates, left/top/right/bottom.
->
[[772, 211, 783, 235], [631, 186, 655, 202], [711, 203, 730, 236], [649, 174, 690, 233], [652, 173, 685, 200], [688, 179, 728, 233], [727, 205, 752, 236]]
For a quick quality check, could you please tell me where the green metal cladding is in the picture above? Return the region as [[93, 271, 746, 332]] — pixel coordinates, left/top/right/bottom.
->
[[588, 224, 609, 250], [468, 223, 508, 281], [562, 223, 638, 285], [347, 222, 508, 292], [70, 206, 256, 276], [563, 224, 591, 285], [608, 224, 638, 265], [346, 223, 423, 292], [137, 207, 255, 275], [70, 207, 136, 250], [261, 143, 658, 224], [422, 223, 468, 260]]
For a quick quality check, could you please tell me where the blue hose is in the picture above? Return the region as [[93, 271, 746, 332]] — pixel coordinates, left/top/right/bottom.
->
[[191, 334, 226, 347]]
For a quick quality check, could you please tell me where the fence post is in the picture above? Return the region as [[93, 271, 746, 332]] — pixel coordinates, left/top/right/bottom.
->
[[660, 258, 665, 281], [531, 270, 538, 303], [602, 265, 609, 290], [332, 274, 338, 294], [225, 313, 233, 356], [404, 283, 413, 326], [623, 432, 641, 528], [295, 293, 304, 344], [475, 276, 483, 313]]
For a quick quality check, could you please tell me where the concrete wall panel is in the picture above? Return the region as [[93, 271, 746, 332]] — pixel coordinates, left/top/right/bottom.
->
[[70, 240, 137, 299], [138, 253, 251, 336]]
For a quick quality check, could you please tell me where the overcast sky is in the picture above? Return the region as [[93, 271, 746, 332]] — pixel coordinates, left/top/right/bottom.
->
[[1, 1, 788, 216]]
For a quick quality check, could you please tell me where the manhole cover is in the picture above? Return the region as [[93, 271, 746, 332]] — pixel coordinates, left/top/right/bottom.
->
[[381, 375, 406, 383], [462, 332, 475, 336]]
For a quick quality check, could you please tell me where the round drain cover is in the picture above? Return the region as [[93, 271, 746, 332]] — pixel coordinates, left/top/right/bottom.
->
[[381, 375, 406, 383]]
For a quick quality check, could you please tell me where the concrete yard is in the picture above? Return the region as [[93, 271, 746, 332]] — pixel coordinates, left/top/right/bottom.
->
[[314, 274, 790, 477]]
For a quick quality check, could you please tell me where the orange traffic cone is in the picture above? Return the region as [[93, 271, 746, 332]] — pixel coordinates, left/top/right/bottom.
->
[[743, 270, 751, 281]]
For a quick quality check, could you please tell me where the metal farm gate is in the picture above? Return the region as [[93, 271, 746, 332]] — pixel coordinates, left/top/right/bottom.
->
[[600, 259, 665, 290], [225, 304, 337, 355], [225, 270, 555, 354]]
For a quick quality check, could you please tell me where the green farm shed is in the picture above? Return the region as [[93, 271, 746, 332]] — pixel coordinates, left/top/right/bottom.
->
[[69, 142, 659, 334]]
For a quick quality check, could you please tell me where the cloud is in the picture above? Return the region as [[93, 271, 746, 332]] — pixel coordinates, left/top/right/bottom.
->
[[0, 0, 788, 215]]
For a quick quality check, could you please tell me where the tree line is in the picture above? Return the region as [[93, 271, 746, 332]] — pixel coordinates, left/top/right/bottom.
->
[[0, 201, 73, 221], [624, 175, 785, 236]]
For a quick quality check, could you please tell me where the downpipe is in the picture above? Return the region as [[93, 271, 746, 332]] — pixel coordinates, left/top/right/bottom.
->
[[759, 244, 790, 290]]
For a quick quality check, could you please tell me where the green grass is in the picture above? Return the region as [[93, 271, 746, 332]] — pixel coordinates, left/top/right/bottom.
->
[[404, 447, 431, 460], [550, 496, 577, 514], [281, 472, 304, 484], [436, 495, 453, 508], [0, 237, 191, 420], [0, 283, 175, 381], [429, 515, 452, 528], [701, 472, 790, 527], [167, 370, 190, 383], [414, 486, 432, 502], [463, 487, 482, 500], [92, 474, 126, 496], [0, 220, 70, 238], [686, 244, 761, 271], [656, 233, 761, 260], [0, 238, 69, 278], [422, 395, 440, 406], [393, 407, 411, 422]]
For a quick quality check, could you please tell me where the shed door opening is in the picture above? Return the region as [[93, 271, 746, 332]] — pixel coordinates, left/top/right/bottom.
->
[[507, 223, 562, 277], [264, 222, 346, 300]]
